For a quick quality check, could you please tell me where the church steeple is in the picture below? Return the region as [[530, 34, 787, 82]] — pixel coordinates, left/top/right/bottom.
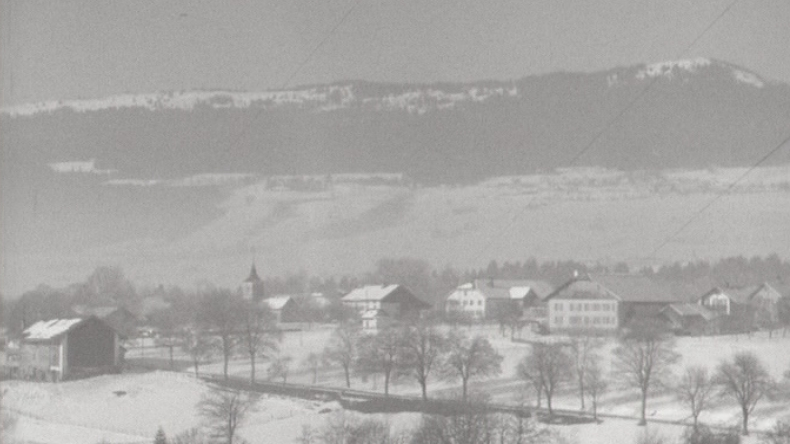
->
[[245, 263, 262, 283], [242, 261, 265, 301]]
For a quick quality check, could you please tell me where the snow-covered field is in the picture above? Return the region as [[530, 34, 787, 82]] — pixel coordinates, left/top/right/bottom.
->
[[5, 328, 789, 444]]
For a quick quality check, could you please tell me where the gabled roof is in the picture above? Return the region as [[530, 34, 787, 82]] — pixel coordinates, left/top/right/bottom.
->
[[245, 263, 262, 283], [23, 318, 88, 341], [663, 303, 717, 321], [546, 274, 679, 303], [473, 279, 554, 300], [447, 279, 554, 301], [262, 295, 293, 311], [342, 285, 401, 302], [544, 278, 619, 301], [701, 283, 782, 305], [588, 274, 679, 303]]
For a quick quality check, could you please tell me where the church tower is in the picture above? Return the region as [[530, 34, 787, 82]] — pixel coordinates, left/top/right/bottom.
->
[[241, 262, 265, 302]]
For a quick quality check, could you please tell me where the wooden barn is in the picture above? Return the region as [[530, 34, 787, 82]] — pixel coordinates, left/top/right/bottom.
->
[[18, 316, 122, 381]]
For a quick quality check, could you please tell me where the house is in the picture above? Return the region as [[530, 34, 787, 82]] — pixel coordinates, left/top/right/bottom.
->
[[444, 278, 554, 321], [545, 274, 681, 333], [17, 316, 122, 381], [342, 285, 431, 320], [241, 263, 265, 302], [698, 283, 783, 331], [261, 296, 299, 323], [71, 305, 138, 339], [660, 303, 719, 336]]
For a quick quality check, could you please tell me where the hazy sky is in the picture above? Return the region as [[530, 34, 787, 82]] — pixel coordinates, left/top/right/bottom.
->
[[2, 0, 789, 105]]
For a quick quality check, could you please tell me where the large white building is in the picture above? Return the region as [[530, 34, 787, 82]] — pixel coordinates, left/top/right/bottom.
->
[[545, 274, 681, 333]]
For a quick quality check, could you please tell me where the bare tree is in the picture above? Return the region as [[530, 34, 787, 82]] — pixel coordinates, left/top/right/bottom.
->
[[323, 321, 360, 388], [356, 326, 403, 396], [198, 387, 258, 444], [443, 330, 503, 402], [302, 352, 322, 384], [267, 355, 292, 383], [182, 330, 216, 377], [612, 321, 679, 425], [675, 366, 715, 432], [240, 301, 281, 384], [584, 357, 607, 422], [567, 331, 603, 410], [516, 342, 571, 416], [715, 351, 773, 436], [400, 321, 447, 400], [197, 289, 247, 380]]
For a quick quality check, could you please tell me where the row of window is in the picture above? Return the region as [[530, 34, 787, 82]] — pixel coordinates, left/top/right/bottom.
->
[[461, 299, 483, 307], [553, 302, 615, 312], [553, 316, 616, 326]]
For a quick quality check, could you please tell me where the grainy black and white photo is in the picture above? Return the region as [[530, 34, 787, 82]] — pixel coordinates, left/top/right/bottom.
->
[[2, 1, 790, 443]]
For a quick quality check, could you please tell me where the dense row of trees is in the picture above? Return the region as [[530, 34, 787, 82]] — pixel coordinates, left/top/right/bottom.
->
[[321, 321, 503, 402]]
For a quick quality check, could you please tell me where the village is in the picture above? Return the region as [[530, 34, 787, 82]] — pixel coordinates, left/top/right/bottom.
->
[[2, 259, 790, 444]]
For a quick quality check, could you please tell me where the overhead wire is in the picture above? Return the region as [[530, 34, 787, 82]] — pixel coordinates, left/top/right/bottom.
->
[[470, 0, 744, 263]]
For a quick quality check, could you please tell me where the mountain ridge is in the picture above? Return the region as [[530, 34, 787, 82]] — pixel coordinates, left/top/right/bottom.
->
[[1, 57, 778, 117]]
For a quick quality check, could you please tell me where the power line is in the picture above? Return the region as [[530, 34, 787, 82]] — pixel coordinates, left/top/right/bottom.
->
[[472, 0, 743, 262], [648, 132, 790, 258], [223, 0, 364, 156]]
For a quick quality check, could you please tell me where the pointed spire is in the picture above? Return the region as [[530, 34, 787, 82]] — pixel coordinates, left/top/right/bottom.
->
[[245, 262, 262, 283]]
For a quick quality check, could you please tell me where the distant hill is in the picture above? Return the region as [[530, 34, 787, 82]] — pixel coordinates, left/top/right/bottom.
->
[[3, 58, 790, 185]]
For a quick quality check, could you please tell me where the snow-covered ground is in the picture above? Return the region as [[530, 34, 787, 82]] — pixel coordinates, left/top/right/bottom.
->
[[5, 328, 789, 443]]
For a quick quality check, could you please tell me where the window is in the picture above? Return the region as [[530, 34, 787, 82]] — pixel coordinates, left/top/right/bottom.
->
[[584, 316, 590, 325], [584, 303, 590, 311], [555, 303, 563, 311], [554, 316, 564, 325], [478, 300, 482, 306]]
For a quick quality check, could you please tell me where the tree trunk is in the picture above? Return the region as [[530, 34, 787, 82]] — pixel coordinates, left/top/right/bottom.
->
[[223, 352, 229, 381], [546, 391, 553, 416], [592, 396, 598, 422], [742, 406, 749, 435], [535, 385, 542, 408], [462, 377, 468, 402], [312, 368, 318, 384], [578, 375, 586, 410], [639, 388, 647, 426], [193, 358, 200, 378], [169, 345, 174, 369], [421, 380, 428, 400], [344, 366, 351, 388], [250, 353, 256, 384]]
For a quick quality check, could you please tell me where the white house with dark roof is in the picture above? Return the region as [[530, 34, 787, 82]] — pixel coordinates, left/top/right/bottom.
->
[[342, 284, 430, 321], [444, 278, 554, 320]]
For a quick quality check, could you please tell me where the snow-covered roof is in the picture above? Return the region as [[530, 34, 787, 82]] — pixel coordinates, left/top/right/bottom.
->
[[262, 296, 292, 311], [342, 285, 400, 302], [23, 318, 84, 341]]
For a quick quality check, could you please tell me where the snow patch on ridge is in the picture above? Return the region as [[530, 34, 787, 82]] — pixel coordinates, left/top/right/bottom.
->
[[635, 58, 712, 80], [732, 69, 765, 88], [2, 84, 520, 117]]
